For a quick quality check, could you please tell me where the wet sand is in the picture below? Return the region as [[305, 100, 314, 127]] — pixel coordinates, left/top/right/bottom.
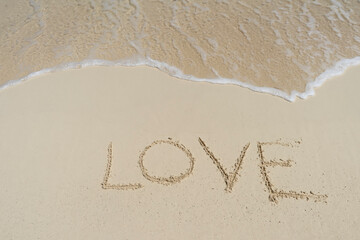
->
[[1, 0, 360, 100]]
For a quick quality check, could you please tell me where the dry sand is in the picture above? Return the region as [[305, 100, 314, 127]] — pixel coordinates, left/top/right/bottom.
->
[[0, 66, 359, 239]]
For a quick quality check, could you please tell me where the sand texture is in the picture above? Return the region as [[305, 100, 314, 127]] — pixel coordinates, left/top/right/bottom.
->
[[1, 0, 360, 99], [0, 66, 359, 239]]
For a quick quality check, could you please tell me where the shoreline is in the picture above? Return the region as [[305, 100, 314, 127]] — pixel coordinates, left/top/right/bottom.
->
[[1, 56, 360, 102], [2, 1, 359, 101]]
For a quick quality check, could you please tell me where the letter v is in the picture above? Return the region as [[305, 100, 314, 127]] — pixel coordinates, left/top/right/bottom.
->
[[198, 137, 250, 192]]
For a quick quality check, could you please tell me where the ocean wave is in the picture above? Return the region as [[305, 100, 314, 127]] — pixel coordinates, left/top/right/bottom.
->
[[0, 0, 359, 101]]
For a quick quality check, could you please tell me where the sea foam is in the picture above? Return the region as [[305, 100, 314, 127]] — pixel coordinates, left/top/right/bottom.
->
[[0, 0, 359, 101], [1, 56, 360, 102]]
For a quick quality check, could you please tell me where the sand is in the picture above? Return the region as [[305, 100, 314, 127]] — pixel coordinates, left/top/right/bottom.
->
[[0, 65, 360, 239], [1, 0, 360, 99]]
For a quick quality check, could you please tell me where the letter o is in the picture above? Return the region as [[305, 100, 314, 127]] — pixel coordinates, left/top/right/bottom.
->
[[138, 139, 195, 185]]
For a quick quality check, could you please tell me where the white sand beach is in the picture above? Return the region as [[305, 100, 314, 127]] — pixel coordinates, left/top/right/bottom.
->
[[0, 65, 359, 239]]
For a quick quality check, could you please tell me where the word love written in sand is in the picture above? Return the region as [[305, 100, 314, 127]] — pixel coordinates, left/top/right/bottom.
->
[[101, 138, 328, 204]]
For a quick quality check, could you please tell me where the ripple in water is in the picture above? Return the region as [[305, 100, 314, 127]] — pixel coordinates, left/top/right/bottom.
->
[[0, 0, 359, 101]]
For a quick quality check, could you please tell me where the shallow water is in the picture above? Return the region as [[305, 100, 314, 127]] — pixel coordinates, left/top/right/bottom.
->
[[1, 0, 359, 101]]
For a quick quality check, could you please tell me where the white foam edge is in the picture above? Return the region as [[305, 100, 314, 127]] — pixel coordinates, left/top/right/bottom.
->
[[1, 56, 359, 102]]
